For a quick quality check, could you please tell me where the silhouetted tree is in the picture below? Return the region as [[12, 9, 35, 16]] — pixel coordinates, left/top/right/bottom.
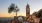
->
[[8, 3, 19, 16]]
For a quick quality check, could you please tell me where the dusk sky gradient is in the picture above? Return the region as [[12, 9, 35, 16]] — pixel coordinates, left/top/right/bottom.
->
[[0, 0, 42, 17]]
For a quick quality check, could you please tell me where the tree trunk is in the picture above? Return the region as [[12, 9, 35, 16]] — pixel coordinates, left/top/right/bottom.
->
[[16, 11, 17, 16]]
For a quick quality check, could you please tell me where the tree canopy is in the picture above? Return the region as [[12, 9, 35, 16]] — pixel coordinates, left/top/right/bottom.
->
[[8, 3, 19, 16]]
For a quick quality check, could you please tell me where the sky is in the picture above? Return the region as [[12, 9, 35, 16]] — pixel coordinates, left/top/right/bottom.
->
[[0, 0, 42, 17]]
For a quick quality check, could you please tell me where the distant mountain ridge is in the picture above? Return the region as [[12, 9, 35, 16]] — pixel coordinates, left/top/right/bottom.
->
[[0, 17, 13, 20], [0, 17, 12, 18]]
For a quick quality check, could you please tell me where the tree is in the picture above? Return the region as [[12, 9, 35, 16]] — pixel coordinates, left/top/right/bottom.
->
[[8, 3, 19, 16]]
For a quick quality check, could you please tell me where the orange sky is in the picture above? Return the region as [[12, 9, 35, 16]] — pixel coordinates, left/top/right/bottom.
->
[[0, 13, 26, 17]]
